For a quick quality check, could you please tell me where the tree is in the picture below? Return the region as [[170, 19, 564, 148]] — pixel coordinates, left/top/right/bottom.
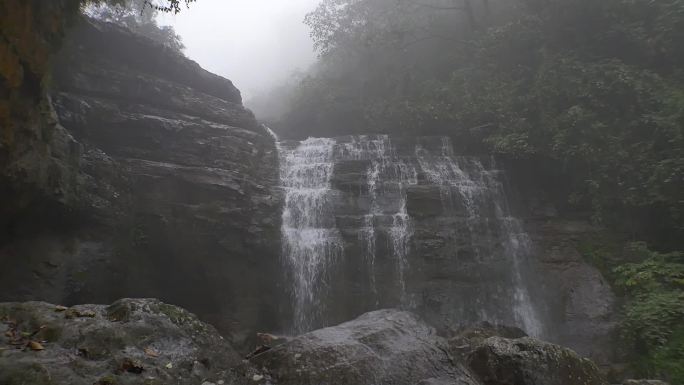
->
[[143, 0, 196, 14], [85, 0, 196, 13], [85, 0, 186, 52]]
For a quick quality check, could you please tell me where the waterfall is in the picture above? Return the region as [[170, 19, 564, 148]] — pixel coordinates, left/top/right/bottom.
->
[[278, 138, 343, 333], [335, 136, 418, 305], [415, 137, 544, 336], [276, 134, 544, 337]]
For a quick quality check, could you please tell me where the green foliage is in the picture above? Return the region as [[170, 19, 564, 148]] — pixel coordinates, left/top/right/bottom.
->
[[613, 243, 684, 382], [651, 327, 684, 384]]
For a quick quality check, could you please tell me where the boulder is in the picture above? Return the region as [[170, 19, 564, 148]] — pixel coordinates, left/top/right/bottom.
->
[[249, 309, 479, 385], [0, 299, 244, 385], [467, 336, 608, 385]]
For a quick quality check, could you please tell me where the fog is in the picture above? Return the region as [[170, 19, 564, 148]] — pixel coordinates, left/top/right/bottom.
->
[[158, 0, 320, 100]]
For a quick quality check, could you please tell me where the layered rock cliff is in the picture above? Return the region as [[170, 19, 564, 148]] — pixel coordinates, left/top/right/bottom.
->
[[0, 18, 282, 345]]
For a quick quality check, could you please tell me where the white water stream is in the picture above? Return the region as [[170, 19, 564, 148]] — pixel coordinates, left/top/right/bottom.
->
[[277, 134, 543, 336]]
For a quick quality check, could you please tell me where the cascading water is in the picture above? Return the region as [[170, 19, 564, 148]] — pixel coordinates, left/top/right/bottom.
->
[[335, 136, 418, 305], [276, 134, 545, 337], [278, 137, 343, 333], [415, 137, 543, 336]]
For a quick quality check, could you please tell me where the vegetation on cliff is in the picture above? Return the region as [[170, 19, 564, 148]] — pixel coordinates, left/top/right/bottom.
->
[[614, 244, 684, 383]]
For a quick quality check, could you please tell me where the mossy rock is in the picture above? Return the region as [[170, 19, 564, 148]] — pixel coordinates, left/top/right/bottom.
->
[[0, 299, 241, 385]]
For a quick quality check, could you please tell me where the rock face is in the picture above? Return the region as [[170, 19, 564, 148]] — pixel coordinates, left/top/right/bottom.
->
[[0, 18, 282, 346], [249, 309, 479, 385], [0, 0, 84, 243], [503, 160, 619, 364], [524, 219, 617, 365], [467, 337, 607, 385], [0, 299, 243, 385]]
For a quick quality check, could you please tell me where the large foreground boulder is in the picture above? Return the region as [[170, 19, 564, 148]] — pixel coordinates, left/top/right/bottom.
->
[[0, 299, 243, 385], [249, 309, 479, 385], [0, 304, 616, 385], [467, 336, 607, 385]]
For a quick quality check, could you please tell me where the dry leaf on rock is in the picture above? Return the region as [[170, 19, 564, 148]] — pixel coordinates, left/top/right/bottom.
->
[[144, 347, 159, 358], [28, 341, 45, 351]]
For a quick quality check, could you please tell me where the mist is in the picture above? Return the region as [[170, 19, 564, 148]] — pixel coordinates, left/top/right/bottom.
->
[[158, 0, 319, 101]]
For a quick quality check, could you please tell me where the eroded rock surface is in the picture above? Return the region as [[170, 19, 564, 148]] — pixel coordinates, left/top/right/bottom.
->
[[467, 336, 607, 385], [0, 299, 244, 385], [249, 309, 480, 385]]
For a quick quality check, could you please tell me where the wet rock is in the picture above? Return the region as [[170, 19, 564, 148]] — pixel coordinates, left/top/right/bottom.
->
[[0, 299, 242, 385], [526, 219, 618, 364], [249, 309, 479, 385], [467, 336, 608, 385]]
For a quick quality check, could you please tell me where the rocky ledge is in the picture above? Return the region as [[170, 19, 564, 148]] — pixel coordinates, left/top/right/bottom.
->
[[1, 302, 665, 385]]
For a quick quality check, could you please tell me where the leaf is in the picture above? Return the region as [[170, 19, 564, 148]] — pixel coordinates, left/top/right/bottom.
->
[[165, 362, 173, 369], [28, 341, 45, 351], [144, 347, 159, 358]]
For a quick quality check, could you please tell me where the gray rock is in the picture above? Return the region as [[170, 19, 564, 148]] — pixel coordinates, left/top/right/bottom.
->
[[249, 309, 479, 385], [0, 299, 242, 385], [467, 336, 608, 385]]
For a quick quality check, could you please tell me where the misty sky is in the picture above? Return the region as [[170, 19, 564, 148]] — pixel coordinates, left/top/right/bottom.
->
[[159, 0, 320, 100]]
